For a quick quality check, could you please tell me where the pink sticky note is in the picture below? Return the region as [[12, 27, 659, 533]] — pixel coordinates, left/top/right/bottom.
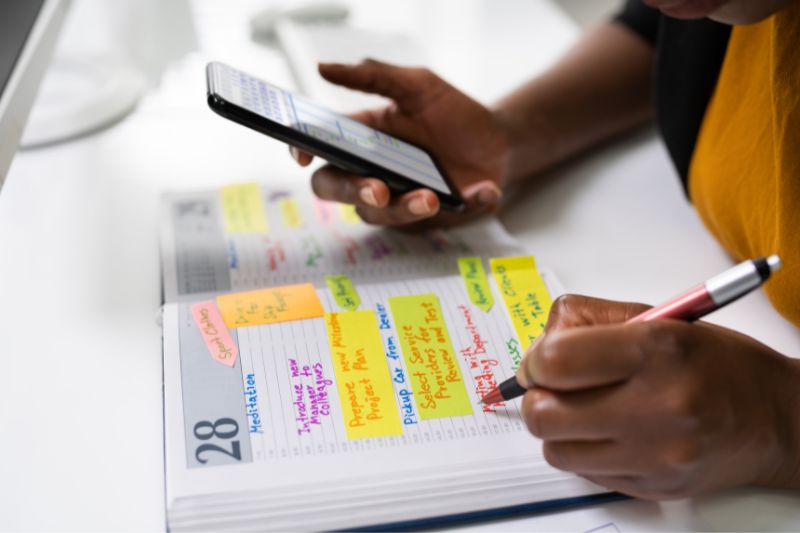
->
[[191, 300, 239, 367]]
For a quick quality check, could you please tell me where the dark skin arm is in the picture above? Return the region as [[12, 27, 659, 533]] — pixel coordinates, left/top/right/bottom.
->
[[493, 21, 653, 185], [289, 13, 800, 498], [291, 21, 653, 226]]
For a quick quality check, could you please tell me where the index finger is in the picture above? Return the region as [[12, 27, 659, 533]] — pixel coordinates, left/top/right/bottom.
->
[[519, 322, 651, 391], [319, 59, 429, 112], [289, 146, 314, 166], [544, 295, 651, 333]]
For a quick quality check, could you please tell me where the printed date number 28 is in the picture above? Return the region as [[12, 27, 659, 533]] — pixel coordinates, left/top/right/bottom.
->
[[193, 418, 241, 464]]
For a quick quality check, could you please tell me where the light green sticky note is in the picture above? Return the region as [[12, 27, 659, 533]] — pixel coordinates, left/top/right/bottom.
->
[[458, 257, 494, 312], [389, 294, 473, 419], [325, 275, 361, 311]]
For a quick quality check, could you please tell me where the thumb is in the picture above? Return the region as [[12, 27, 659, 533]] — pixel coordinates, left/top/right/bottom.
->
[[542, 295, 652, 334], [318, 59, 433, 112], [515, 296, 650, 387]]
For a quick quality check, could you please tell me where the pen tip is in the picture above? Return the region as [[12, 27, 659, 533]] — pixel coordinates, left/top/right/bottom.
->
[[479, 390, 503, 406], [767, 254, 782, 273]]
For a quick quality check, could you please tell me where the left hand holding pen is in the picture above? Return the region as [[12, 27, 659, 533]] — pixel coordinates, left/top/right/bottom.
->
[[518, 295, 800, 499]]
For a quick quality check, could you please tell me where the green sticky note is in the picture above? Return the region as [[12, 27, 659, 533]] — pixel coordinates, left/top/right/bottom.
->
[[389, 294, 473, 419], [325, 275, 361, 311], [457, 257, 494, 312]]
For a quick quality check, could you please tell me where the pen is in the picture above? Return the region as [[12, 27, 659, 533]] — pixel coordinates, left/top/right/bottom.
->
[[480, 255, 783, 405]]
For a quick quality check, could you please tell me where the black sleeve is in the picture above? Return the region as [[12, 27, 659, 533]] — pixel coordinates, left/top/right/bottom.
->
[[614, 0, 660, 45]]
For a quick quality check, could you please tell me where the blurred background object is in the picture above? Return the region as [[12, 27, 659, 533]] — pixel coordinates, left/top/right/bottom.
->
[[21, 0, 197, 148], [250, 1, 350, 42], [557, 0, 619, 28], [17, 0, 619, 149], [0, 0, 70, 186], [264, 0, 619, 113]]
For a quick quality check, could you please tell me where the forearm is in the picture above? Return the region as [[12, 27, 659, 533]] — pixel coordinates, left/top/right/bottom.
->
[[763, 355, 800, 489], [493, 21, 655, 184]]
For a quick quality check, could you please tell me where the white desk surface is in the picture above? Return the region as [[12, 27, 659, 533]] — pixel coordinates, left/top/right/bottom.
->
[[1, 0, 799, 530]]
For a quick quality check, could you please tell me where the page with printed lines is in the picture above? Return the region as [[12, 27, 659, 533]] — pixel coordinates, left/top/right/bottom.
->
[[160, 184, 605, 531]]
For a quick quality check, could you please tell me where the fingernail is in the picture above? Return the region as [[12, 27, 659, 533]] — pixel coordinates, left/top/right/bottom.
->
[[515, 368, 528, 388], [359, 186, 379, 207], [289, 146, 299, 162], [515, 334, 545, 387], [408, 196, 432, 216], [477, 185, 502, 207]]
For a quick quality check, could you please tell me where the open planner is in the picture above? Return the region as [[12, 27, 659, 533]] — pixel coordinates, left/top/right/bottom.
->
[[160, 183, 614, 531]]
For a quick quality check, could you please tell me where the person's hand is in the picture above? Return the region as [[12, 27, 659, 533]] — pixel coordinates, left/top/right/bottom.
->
[[517, 294, 800, 499], [290, 59, 508, 228]]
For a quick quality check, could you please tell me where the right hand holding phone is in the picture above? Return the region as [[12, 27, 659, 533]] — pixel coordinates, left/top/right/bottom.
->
[[291, 59, 508, 227]]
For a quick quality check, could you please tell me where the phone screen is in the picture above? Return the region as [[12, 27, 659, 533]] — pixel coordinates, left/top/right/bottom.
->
[[210, 62, 452, 195]]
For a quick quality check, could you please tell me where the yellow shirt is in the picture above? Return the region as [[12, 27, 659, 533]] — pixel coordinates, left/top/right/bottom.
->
[[689, 5, 800, 328]]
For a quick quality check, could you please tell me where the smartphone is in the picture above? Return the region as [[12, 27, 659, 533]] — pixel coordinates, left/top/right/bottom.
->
[[206, 61, 465, 211]]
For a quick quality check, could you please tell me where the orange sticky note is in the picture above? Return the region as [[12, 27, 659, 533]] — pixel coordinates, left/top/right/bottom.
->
[[190, 300, 239, 367], [216, 283, 324, 328]]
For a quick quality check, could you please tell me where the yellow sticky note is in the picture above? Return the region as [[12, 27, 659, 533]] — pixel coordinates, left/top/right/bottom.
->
[[457, 257, 494, 312], [325, 275, 361, 311], [389, 294, 473, 419], [490, 256, 553, 347], [338, 203, 361, 224], [216, 283, 324, 328], [326, 311, 403, 439], [220, 183, 268, 233], [278, 197, 303, 228]]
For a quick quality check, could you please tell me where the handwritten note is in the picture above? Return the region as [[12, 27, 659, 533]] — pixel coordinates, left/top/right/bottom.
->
[[455, 304, 503, 412], [376, 303, 419, 426], [505, 337, 523, 371], [490, 256, 552, 347], [338, 203, 361, 224], [278, 197, 303, 228], [389, 294, 473, 419], [325, 275, 361, 311], [263, 236, 285, 272], [216, 283, 324, 328], [365, 234, 394, 260], [313, 197, 337, 226], [458, 257, 494, 312], [220, 183, 268, 234], [326, 311, 403, 439], [302, 235, 323, 267], [244, 373, 263, 433], [288, 358, 333, 436], [190, 300, 239, 367]]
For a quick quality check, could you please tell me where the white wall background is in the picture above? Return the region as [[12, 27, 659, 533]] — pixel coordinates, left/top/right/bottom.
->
[[556, 0, 621, 27]]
